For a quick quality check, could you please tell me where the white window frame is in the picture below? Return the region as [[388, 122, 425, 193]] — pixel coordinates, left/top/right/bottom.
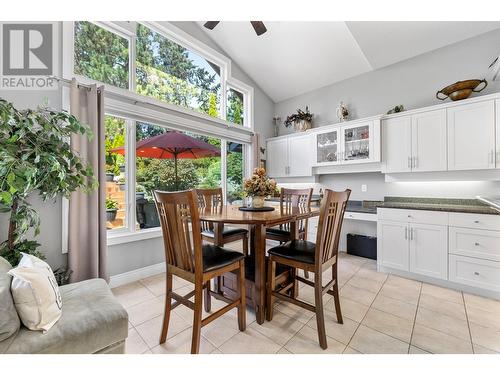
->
[[226, 77, 254, 130], [63, 21, 254, 131]]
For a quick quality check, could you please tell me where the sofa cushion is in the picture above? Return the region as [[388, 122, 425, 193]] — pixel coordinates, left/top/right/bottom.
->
[[0, 257, 20, 350], [3, 278, 128, 354], [8, 253, 63, 332]]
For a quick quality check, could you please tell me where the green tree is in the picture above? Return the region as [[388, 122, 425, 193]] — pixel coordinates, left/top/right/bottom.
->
[[74, 21, 129, 89], [227, 89, 244, 125]]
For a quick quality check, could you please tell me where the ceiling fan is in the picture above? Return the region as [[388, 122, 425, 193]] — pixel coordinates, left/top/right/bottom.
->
[[203, 21, 267, 36]]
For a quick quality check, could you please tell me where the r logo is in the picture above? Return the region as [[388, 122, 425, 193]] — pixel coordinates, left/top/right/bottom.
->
[[2, 24, 53, 75]]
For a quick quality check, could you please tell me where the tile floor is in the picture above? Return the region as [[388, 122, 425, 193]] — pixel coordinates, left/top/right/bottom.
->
[[112, 248, 500, 354]]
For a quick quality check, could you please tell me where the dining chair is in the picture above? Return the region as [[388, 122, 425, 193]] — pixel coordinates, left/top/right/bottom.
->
[[154, 190, 246, 354], [196, 188, 249, 256], [266, 188, 351, 349], [266, 188, 313, 278]]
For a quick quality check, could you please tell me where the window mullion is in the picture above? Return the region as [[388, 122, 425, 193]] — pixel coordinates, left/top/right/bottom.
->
[[221, 140, 227, 203], [127, 119, 137, 233]]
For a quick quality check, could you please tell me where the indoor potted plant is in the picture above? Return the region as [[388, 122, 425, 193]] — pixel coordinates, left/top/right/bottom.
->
[[0, 99, 96, 284], [105, 198, 118, 222], [284, 106, 313, 132], [243, 168, 277, 208]]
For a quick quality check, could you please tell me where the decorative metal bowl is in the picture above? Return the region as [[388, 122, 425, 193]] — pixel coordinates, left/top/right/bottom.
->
[[436, 79, 487, 101]]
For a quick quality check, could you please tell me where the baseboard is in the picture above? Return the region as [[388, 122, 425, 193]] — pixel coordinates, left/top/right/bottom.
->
[[109, 262, 166, 288]]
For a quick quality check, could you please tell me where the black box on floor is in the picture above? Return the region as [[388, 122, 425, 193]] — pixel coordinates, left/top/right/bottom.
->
[[347, 234, 377, 260]]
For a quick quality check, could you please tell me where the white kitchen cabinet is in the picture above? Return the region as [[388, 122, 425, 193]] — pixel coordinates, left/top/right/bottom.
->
[[377, 220, 409, 271], [381, 116, 412, 173], [315, 128, 341, 166], [288, 134, 313, 176], [411, 109, 447, 172], [266, 138, 288, 178], [266, 134, 312, 178], [447, 100, 495, 171], [409, 223, 448, 280], [449, 255, 500, 292], [382, 110, 447, 173], [340, 121, 376, 164]]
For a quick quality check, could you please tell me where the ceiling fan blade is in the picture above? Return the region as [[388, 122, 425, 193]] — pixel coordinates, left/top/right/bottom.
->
[[250, 21, 267, 36], [204, 21, 220, 30]]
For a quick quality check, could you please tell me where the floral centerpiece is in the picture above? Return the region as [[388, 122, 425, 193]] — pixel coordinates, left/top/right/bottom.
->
[[243, 168, 277, 208]]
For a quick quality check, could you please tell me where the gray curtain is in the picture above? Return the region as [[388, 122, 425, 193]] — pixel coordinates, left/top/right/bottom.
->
[[252, 133, 261, 170], [68, 79, 107, 283]]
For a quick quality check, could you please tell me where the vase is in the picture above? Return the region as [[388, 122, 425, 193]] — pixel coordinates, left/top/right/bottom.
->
[[294, 119, 311, 132], [251, 196, 265, 208]]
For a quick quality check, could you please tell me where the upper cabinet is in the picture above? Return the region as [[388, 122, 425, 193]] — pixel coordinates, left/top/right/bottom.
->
[[382, 116, 412, 173], [412, 110, 447, 172], [268, 93, 500, 178], [266, 133, 312, 178], [313, 117, 381, 167], [382, 110, 447, 173], [447, 100, 495, 171]]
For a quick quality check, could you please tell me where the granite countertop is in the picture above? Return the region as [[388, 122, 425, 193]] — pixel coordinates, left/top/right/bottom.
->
[[379, 197, 500, 215]]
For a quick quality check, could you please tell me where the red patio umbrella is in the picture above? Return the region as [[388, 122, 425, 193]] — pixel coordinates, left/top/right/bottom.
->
[[112, 131, 220, 190]]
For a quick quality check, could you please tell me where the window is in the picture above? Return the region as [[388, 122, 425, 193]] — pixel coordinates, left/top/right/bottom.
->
[[136, 23, 221, 118], [135, 122, 221, 230], [74, 21, 129, 89], [226, 88, 245, 126], [70, 21, 253, 129], [105, 115, 127, 230], [226, 141, 245, 204]]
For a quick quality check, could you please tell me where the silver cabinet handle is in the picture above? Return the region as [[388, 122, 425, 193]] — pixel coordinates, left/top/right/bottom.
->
[[475, 242, 480, 246], [413, 156, 417, 169], [408, 156, 411, 168], [410, 228, 414, 240], [490, 150, 494, 164], [405, 226, 408, 240], [474, 271, 480, 276]]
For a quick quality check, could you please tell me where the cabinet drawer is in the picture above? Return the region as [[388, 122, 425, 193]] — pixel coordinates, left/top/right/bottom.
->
[[449, 212, 500, 231], [449, 227, 500, 262], [377, 208, 448, 225], [449, 255, 500, 292]]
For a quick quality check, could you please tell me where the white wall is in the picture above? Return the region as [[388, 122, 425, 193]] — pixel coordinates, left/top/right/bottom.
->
[[272, 28, 500, 203], [275, 28, 500, 135]]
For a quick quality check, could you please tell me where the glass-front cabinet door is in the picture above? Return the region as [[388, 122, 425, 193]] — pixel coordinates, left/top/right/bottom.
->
[[341, 122, 374, 163], [316, 129, 340, 165]]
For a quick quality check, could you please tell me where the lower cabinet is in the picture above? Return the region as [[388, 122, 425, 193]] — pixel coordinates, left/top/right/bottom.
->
[[377, 220, 409, 271], [378, 209, 500, 296], [409, 223, 448, 280], [449, 255, 500, 292]]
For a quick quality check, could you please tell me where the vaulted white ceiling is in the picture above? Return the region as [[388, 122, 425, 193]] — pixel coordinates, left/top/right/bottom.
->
[[198, 21, 500, 102]]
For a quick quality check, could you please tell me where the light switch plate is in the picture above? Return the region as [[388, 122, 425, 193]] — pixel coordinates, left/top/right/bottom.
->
[[361, 184, 367, 192]]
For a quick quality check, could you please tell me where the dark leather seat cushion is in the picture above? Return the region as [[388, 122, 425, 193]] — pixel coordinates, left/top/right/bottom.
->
[[266, 227, 291, 238], [202, 226, 248, 238], [268, 240, 317, 265], [202, 244, 245, 272]]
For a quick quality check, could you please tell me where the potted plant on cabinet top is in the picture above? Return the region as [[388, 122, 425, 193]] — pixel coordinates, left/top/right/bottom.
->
[[0, 99, 96, 284], [243, 168, 277, 208], [284, 106, 313, 132]]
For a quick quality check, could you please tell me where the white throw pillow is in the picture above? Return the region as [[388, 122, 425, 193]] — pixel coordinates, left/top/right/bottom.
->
[[8, 253, 62, 332]]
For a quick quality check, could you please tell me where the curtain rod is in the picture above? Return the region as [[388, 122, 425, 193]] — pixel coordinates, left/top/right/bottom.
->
[[49, 76, 102, 92]]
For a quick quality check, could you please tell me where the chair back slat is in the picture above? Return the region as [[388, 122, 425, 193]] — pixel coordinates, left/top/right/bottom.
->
[[196, 188, 223, 232], [280, 188, 313, 233], [315, 189, 351, 266], [154, 190, 202, 274]]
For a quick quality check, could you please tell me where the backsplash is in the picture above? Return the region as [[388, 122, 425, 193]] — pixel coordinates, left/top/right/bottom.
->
[[276, 172, 500, 201]]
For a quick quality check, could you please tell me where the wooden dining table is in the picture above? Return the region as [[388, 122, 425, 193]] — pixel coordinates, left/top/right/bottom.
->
[[199, 204, 320, 324]]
